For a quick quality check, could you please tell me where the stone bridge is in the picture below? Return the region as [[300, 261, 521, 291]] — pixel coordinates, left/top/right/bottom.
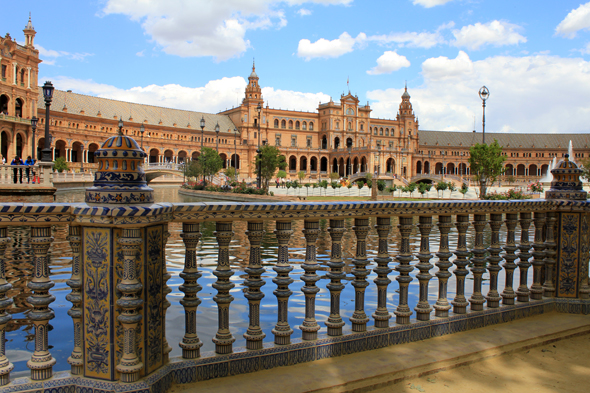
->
[[144, 163, 184, 182]]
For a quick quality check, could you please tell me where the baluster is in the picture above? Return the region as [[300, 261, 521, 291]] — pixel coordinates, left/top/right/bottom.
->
[[516, 212, 532, 302], [530, 212, 546, 300], [434, 215, 452, 317], [115, 228, 143, 383], [27, 226, 56, 380], [162, 225, 172, 361], [300, 220, 321, 340], [543, 211, 556, 297], [373, 217, 392, 328], [452, 214, 470, 314], [502, 213, 519, 305], [350, 218, 370, 331], [212, 222, 235, 354], [486, 214, 503, 308], [0, 227, 13, 386], [179, 222, 203, 358], [395, 216, 414, 324], [66, 226, 83, 374], [326, 219, 346, 335], [415, 216, 433, 321], [469, 214, 487, 311], [244, 221, 266, 350], [272, 221, 294, 344]]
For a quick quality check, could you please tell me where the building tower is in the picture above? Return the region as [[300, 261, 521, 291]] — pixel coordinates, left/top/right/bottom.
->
[[243, 61, 263, 108], [23, 13, 36, 48]]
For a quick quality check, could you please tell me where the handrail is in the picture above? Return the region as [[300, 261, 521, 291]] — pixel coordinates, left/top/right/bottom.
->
[[0, 198, 587, 392]]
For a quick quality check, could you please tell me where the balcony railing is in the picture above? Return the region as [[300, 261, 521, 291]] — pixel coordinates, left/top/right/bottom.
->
[[0, 199, 588, 392]]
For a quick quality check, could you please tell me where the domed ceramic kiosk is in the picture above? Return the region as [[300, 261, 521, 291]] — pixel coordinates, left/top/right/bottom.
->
[[85, 129, 153, 204], [545, 154, 587, 200]]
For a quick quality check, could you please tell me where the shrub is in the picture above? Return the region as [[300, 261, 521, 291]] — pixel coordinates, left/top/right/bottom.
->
[[377, 180, 386, 191]]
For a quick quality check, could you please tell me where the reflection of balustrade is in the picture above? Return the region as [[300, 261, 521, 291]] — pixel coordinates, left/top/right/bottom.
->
[[0, 199, 589, 391]]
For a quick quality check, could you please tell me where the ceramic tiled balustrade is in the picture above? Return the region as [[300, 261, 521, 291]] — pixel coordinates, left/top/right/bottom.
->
[[0, 199, 589, 393]]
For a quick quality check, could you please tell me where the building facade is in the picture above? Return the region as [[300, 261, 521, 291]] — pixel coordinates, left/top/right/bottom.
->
[[2, 18, 589, 183]]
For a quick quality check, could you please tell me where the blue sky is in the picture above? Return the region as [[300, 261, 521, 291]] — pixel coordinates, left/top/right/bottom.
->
[[3, 0, 590, 134]]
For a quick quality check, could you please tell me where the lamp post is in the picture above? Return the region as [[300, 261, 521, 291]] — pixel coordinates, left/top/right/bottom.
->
[[41, 81, 54, 162], [31, 116, 37, 161], [347, 146, 351, 178], [140, 123, 145, 149], [256, 103, 262, 188], [233, 127, 238, 181], [215, 122, 220, 153], [479, 86, 489, 144], [200, 116, 205, 184]]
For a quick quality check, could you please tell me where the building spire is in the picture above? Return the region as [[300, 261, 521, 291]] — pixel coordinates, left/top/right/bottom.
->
[[23, 12, 36, 47]]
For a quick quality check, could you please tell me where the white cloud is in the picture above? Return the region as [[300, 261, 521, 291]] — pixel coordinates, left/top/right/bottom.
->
[[367, 51, 410, 75], [555, 3, 590, 38], [297, 8, 312, 16], [556, 2, 590, 38], [370, 31, 444, 49], [136, 50, 145, 57], [412, 0, 453, 8], [297, 32, 366, 60], [452, 20, 526, 50], [262, 87, 330, 111], [44, 75, 330, 114], [36, 44, 93, 66], [421, 51, 473, 80], [102, 0, 350, 61], [367, 51, 590, 135]]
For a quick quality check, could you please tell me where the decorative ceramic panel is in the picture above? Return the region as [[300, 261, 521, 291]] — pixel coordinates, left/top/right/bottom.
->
[[82, 227, 113, 380], [556, 212, 580, 297], [145, 225, 164, 374]]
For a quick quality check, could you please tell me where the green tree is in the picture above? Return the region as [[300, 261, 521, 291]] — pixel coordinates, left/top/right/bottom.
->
[[469, 140, 506, 199], [53, 156, 69, 173], [298, 170, 306, 183], [329, 172, 339, 181], [407, 182, 417, 197], [435, 181, 448, 198], [377, 179, 386, 191], [418, 182, 430, 198], [357, 180, 364, 196], [184, 160, 202, 180], [448, 182, 457, 197], [199, 147, 223, 184], [225, 166, 236, 181], [255, 145, 287, 191], [459, 183, 469, 199]]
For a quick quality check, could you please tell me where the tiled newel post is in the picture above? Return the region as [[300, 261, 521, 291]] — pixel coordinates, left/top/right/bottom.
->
[[75, 131, 172, 382], [545, 155, 590, 299]]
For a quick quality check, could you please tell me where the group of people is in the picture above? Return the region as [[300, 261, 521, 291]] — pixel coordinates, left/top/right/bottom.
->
[[9, 156, 36, 184], [275, 178, 287, 188]]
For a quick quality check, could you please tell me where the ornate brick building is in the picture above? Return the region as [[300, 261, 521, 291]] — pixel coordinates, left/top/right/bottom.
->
[[2, 18, 589, 184]]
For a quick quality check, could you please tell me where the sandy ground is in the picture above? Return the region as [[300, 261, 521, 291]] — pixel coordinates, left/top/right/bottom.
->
[[373, 333, 590, 393]]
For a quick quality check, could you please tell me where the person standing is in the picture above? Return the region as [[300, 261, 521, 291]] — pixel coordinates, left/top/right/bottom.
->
[[24, 156, 35, 183], [10, 156, 24, 184]]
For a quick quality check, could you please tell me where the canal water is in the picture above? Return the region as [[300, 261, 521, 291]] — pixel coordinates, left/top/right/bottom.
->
[[5, 186, 532, 377]]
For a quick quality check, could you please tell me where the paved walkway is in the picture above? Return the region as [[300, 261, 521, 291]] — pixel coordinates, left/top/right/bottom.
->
[[169, 312, 590, 393]]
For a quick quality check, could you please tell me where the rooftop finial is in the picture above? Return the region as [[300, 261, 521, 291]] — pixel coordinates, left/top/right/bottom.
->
[[253, 58, 255, 71]]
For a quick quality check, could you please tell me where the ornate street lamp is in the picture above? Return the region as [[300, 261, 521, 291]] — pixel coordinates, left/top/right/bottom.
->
[[479, 86, 489, 144], [234, 126, 238, 181], [200, 116, 205, 150], [41, 81, 54, 162], [256, 103, 262, 188], [215, 122, 220, 153], [200, 116, 205, 184], [31, 116, 37, 161], [140, 123, 145, 150]]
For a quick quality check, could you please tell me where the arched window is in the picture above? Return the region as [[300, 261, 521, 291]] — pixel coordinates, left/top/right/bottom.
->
[[281, 120, 286, 129], [302, 121, 307, 130], [309, 122, 314, 130], [288, 120, 293, 129], [348, 122, 352, 130], [295, 121, 300, 129], [360, 123, 364, 131], [379, 128, 383, 136], [385, 128, 389, 136], [274, 119, 279, 128], [373, 128, 377, 135]]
